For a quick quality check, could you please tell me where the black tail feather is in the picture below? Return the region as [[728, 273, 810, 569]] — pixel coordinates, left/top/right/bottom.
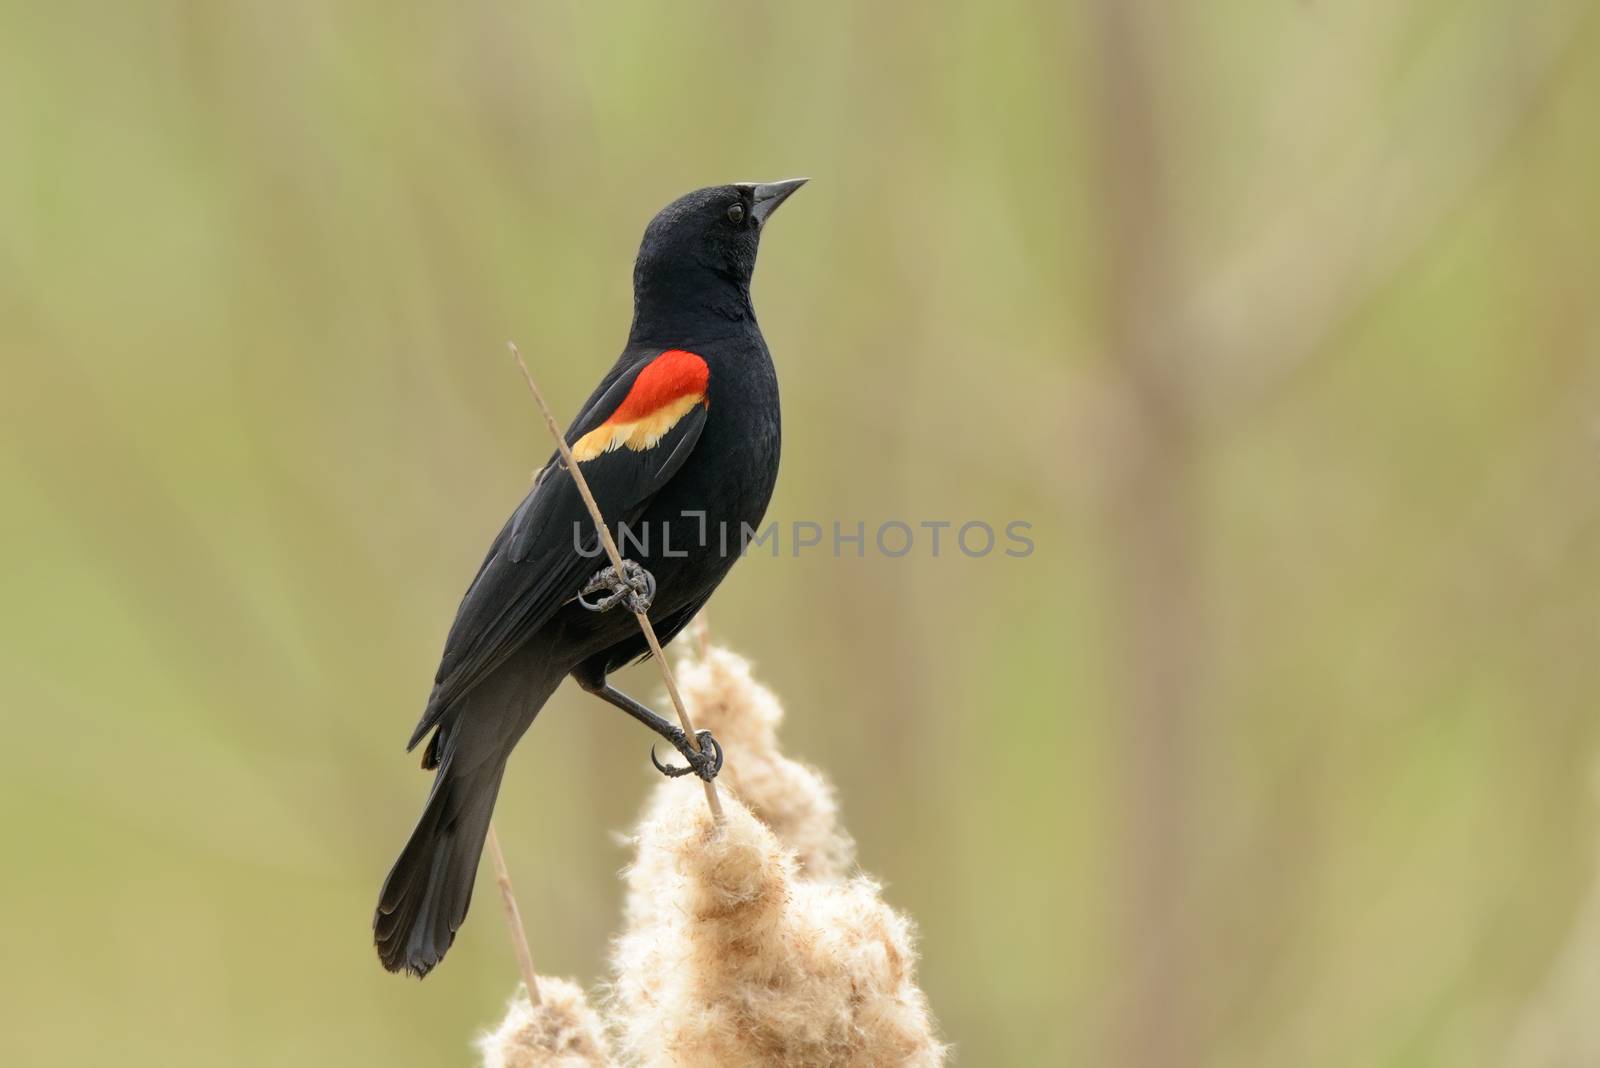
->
[[373, 758, 505, 977]]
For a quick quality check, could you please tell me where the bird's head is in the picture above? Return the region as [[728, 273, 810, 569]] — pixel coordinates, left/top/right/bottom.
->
[[630, 179, 806, 340]]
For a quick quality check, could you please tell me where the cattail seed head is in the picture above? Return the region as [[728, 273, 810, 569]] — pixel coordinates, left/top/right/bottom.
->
[[611, 799, 945, 1067], [671, 647, 856, 880], [484, 645, 943, 1067], [478, 978, 614, 1068]]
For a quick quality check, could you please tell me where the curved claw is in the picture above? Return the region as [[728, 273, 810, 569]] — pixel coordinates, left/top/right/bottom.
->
[[577, 585, 623, 612], [650, 744, 696, 778]]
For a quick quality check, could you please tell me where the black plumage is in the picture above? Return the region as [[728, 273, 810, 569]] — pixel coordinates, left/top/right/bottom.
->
[[374, 180, 804, 977]]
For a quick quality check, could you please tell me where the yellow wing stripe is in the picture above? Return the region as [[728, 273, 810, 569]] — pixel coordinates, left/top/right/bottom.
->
[[570, 393, 704, 462]]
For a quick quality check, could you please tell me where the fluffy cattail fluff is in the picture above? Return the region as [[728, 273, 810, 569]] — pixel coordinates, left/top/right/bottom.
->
[[664, 647, 856, 879], [478, 978, 614, 1068], [620, 647, 856, 952], [610, 798, 946, 1067]]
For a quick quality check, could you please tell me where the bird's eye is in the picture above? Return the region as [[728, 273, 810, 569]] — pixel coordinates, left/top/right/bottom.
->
[[726, 203, 745, 224]]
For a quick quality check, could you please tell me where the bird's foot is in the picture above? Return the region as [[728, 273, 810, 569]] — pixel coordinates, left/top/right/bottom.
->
[[579, 559, 656, 614], [650, 728, 724, 782]]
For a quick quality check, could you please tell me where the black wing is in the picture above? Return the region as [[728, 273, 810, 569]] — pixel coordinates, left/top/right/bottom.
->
[[407, 352, 708, 749]]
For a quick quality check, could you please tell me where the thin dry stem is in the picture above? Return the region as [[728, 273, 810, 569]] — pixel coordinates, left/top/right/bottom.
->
[[487, 822, 542, 1006], [508, 341, 723, 822]]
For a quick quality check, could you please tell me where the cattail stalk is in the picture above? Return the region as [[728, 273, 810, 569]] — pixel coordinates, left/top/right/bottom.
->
[[487, 823, 541, 1006]]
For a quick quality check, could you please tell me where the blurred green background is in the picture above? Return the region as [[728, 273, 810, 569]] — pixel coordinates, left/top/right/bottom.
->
[[4, 2, 1599, 1065]]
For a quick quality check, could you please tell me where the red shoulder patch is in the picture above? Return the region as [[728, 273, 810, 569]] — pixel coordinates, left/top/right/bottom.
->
[[571, 350, 709, 462], [608, 350, 709, 425]]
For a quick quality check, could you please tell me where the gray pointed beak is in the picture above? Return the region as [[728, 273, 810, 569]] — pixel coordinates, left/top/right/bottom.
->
[[745, 178, 808, 226]]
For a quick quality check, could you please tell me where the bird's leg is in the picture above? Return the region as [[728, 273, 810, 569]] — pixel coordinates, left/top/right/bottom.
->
[[578, 559, 655, 614], [572, 565, 720, 778], [573, 674, 723, 782]]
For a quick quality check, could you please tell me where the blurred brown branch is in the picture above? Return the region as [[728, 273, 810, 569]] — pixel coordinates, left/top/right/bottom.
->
[[1087, 1, 1202, 1065]]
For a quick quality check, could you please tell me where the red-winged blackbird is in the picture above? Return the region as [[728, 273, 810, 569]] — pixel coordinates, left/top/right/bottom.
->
[[374, 180, 806, 977]]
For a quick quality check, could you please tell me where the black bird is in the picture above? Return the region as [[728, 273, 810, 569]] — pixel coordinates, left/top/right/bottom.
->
[[374, 180, 805, 977]]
